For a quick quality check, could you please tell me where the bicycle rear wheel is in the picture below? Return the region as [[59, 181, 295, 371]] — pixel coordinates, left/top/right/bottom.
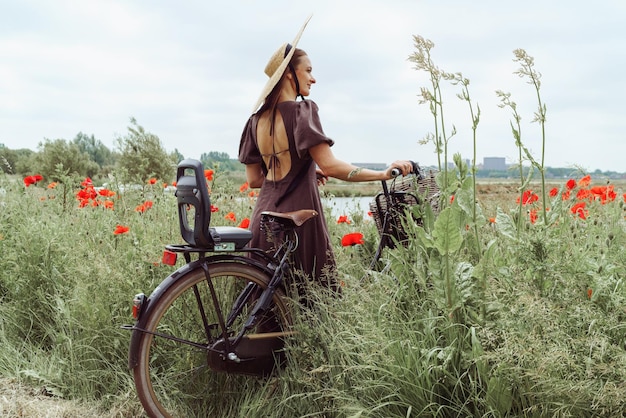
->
[[132, 260, 292, 418]]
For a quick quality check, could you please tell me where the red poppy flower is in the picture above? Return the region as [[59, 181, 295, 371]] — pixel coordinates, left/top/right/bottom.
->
[[81, 177, 93, 187], [449, 195, 455, 204], [571, 202, 588, 219], [549, 187, 558, 197], [576, 189, 591, 200], [517, 190, 539, 205], [238, 218, 250, 229], [172, 181, 177, 187], [562, 190, 571, 200], [23, 176, 36, 187], [239, 182, 249, 193], [23, 174, 43, 187], [204, 169, 214, 181], [113, 224, 130, 235], [148, 178, 157, 185], [529, 209, 538, 224], [248, 190, 257, 198], [587, 288, 593, 299], [488, 217, 496, 224], [578, 175, 591, 187], [98, 188, 116, 197], [337, 215, 351, 224], [566, 179, 576, 190], [210, 205, 219, 212], [225, 212, 236, 222], [341, 232, 364, 246], [47, 182, 58, 189]]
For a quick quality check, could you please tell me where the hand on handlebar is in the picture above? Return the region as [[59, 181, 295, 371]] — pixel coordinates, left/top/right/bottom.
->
[[388, 160, 421, 179]]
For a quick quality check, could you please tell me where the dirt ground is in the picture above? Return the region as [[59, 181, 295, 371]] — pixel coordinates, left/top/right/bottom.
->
[[0, 378, 140, 418]]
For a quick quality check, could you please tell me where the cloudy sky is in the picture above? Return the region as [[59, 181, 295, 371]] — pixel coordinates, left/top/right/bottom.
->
[[1, 0, 625, 172]]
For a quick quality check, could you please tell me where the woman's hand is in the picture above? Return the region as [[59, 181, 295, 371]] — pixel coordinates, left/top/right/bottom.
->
[[386, 160, 414, 179], [316, 168, 328, 186]]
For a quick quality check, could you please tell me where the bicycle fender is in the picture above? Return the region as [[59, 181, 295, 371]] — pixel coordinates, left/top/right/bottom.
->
[[127, 255, 272, 369]]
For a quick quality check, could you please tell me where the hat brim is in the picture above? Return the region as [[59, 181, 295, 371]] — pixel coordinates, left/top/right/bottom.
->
[[251, 15, 312, 113]]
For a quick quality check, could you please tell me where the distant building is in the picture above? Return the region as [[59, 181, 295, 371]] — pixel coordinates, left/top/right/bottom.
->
[[483, 157, 506, 171]]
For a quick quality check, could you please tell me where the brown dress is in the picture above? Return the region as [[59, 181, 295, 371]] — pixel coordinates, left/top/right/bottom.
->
[[238, 100, 337, 285]]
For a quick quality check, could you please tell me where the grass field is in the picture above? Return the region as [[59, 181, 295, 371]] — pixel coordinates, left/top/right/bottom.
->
[[1, 172, 625, 417]]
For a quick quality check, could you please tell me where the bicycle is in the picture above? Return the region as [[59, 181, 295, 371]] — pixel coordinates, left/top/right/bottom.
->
[[123, 158, 436, 418]]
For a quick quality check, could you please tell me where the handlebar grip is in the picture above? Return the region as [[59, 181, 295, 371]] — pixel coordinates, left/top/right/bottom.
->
[[390, 160, 423, 179]]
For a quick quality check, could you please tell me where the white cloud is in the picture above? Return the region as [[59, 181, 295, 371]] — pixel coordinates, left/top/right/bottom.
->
[[0, 0, 624, 172]]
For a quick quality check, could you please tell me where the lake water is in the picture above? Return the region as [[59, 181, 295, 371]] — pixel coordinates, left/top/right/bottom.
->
[[323, 196, 375, 218]]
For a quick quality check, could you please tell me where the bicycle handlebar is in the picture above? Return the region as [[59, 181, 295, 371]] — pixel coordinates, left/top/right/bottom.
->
[[390, 160, 423, 180]]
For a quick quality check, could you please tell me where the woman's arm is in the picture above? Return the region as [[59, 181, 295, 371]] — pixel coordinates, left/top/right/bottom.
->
[[309, 142, 412, 182], [245, 163, 265, 188]]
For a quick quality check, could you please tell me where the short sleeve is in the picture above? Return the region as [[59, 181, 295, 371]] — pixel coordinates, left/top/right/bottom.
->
[[238, 116, 262, 165], [293, 100, 334, 158]]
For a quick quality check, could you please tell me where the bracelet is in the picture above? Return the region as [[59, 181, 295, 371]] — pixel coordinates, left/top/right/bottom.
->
[[347, 167, 363, 179]]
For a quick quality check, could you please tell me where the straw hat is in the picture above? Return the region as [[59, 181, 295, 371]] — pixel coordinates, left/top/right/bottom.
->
[[251, 15, 312, 113]]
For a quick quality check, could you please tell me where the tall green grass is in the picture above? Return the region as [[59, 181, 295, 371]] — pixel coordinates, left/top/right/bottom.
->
[[1, 42, 626, 417]]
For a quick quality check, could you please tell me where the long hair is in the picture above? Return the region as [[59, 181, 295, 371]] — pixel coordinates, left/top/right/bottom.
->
[[257, 48, 307, 135]]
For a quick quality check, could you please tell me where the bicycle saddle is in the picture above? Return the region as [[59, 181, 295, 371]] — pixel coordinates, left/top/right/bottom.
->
[[260, 209, 318, 227]]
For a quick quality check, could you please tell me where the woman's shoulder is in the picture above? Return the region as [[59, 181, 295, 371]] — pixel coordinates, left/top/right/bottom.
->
[[279, 99, 319, 113]]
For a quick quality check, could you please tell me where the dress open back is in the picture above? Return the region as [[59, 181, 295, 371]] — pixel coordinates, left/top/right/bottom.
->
[[239, 100, 336, 284]]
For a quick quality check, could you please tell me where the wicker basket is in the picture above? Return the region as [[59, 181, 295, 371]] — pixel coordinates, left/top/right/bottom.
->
[[369, 170, 440, 248]]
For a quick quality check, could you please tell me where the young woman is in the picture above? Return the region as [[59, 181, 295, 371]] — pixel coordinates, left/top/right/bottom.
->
[[238, 17, 413, 290]]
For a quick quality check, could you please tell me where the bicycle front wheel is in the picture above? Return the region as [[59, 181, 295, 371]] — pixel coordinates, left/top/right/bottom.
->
[[132, 260, 292, 418]]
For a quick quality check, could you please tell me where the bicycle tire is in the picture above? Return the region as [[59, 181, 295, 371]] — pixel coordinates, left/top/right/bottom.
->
[[133, 260, 292, 418]]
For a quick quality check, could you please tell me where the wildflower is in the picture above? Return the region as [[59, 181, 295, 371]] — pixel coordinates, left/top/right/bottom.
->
[[341, 232, 364, 246], [23, 175, 43, 187], [239, 182, 249, 193], [224, 212, 236, 222], [204, 169, 214, 181], [162, 183, 168, 188], [578, 175, 591, 187], [367, 211, 373, 217], [81, 177, 93, 187], [248, 190, 258, 198], [529, 209, 538, 224], [449, 195, 455, 204], [571, 201, 588, 220], [590, 185, 616, 204], [576, 188, 591, 200], [172, 181, 177, 187], [238, 218, 250, 229], [566, 179, 576, 190], [488, 217, 496, 224], [549, 187, 558, 197], [47, 182, 58, 189], [103, 200, 114, 210], [562, 190, 571, 200], [135, 201, 153, 213], [98, 188, 116, 197], [337, 215, 351, 224], [113, 224, 130, 235], [517, 190, 539, 205], [210, 205, 219, 213], [587, 288, 593, 299], [148, 178, 157, 185]]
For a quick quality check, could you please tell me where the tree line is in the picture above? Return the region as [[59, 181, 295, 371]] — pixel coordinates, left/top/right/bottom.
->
[[0, 118, 243, 185]]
